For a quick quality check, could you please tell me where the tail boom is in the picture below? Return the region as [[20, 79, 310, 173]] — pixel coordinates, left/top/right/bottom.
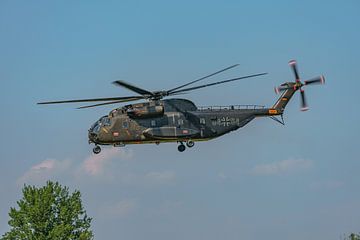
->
[[272, 82, 297, 113]]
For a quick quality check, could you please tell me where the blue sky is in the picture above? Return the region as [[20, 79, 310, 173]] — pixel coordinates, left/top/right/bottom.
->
[[0, 1, 359, 239]]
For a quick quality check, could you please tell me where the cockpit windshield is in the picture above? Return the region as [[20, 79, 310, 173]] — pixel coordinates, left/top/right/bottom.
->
[[90, 116, 111, 133], [101, 116, 111, 126], [93, 124, 101, 133]]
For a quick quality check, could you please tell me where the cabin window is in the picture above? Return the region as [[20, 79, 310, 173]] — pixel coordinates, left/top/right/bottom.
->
[[200, 118, 206, 124], [178, 119, 184, 125], [151, 120, 156, 127], [122, 121, 128, 129]]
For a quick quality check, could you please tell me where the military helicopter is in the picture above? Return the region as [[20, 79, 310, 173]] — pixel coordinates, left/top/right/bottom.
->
[[38, 60, 325, 153]]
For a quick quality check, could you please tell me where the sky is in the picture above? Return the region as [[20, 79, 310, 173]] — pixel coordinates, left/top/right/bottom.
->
[[0, 0, 359, 239]]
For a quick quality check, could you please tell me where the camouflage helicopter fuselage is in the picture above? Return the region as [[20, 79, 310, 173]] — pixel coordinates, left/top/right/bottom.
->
[[88, 83, 296, 149]]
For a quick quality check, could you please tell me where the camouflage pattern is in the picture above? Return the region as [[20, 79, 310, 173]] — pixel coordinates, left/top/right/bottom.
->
[[88, 84, 297, 147]]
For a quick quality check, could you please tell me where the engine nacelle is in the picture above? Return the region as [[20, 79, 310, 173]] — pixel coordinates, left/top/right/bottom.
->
[[127, 105, 164, 119]]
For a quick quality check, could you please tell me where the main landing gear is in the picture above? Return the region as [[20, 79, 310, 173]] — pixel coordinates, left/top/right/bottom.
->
[[186, 140, 195, 148], [177, 140, 195, 152], [93, 145, 101, 154]]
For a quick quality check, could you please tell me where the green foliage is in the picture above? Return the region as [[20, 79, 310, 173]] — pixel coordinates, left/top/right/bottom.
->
[[350, 233, 360, 240], [2, 181, 93, 240]]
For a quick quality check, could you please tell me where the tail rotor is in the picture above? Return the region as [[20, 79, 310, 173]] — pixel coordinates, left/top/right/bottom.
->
[[275, 60, 325, 111]]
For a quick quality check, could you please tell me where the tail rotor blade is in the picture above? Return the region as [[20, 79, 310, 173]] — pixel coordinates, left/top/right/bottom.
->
[[274, 86, 286, 94], [300, 89, 309, 111], [304, 75, 325, 85], [289, 60, 300, 82]]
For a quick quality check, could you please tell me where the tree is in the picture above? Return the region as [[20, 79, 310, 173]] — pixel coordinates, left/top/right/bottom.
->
[[2, 181, 93, 240], [350, 233, 360, 240]]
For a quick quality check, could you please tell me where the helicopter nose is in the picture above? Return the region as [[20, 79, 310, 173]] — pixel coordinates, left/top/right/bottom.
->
[[88, 130, 98, 143]]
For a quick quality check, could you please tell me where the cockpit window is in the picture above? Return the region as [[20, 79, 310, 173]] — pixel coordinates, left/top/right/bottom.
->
[[91, 116, 111, 133], [91, 122, 97, 130], [100, 116, 111, 126], [93, 124, 101, 133]]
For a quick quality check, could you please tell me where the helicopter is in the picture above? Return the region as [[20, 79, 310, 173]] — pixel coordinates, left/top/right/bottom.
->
[[38, 60, 325, 153]]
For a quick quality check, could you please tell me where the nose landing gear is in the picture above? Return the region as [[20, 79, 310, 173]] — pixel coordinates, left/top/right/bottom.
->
[[93, 145, 101, 154], [177, 143, 186, 152]]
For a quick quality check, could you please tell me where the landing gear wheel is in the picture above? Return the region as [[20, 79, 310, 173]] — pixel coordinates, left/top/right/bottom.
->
[[93, 145, 101, 154], [186, 140, 195, 148], [178, 144, 186, 152]]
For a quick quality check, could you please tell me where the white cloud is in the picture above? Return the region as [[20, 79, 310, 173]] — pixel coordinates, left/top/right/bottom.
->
[[251, 158, 313, 176], [18, 148, 133, 185], [18, 159, 72, 184], [81, 148, 133, 176], [18, 148, 176, 188]]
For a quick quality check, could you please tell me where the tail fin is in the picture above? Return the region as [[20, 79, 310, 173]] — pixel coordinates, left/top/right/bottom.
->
[[272, 82, 297, 113]]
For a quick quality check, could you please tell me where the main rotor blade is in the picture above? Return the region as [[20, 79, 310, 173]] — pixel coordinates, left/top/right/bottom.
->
[[167, 64, 239, 93], [113, 80, 154, 97], [304, 75, 325, 85], [289, 60, 300, 81], [169, 72, 268, 94], [38, 96, 144, 105], [77, 98, 144, 109]]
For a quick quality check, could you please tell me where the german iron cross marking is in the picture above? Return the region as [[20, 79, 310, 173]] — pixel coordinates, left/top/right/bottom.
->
[[220, 117, 231, 126]]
